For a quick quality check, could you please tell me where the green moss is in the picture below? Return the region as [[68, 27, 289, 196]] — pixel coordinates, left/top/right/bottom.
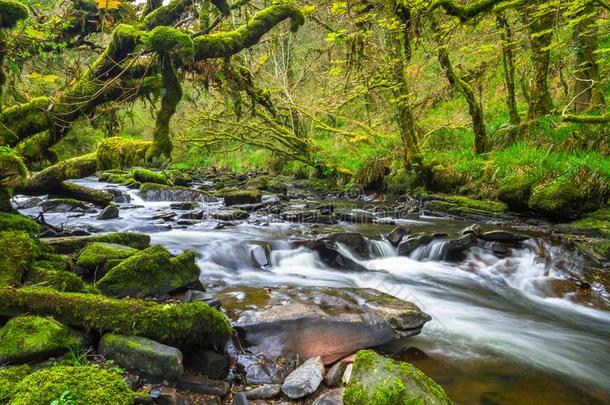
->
[[0, 212, 41, 234], [0, 97, 53, 147], [26, 267, 85, 293], [570, 209, 610, 238], [11, 365, 134, 405], [44, 232, 150, 254], [0, 146, 28, 188], [147, 26, 194, 63], [0, 230, 38, 287], [344, 350, 452, 405], [223, 188, 262, 205], [0, 364, 30, 403], [22, 154, 98, 193], [131, 168, 168, 185], [0, 316, 85, 363], [529, 176, 604, 220], [0, 0, 29, 29], [444, 195, 508, 213], [96, 245, 200, 298], [96, 137, 152, 170], [76, 242, 138, 277], [0, 286, 231, 346]]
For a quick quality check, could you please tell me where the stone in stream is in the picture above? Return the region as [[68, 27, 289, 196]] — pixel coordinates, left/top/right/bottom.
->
[[325, 359, 350, 388], [397, 233, 434, 256], [479, 230, 529, 243], [440, 233, 478, 259], [281, 356, 325, 399], [309, 232, 370, 271], [96, 245, 200, 298], [42, 232, 150, 254], [229, 287, 431, 365], [41, 198, 92, 213], [170, 202, 199, 210], [98, 333, 183, 383], [313, 388, 344, 405], [96, 204, 119, 220], [75, 242, 138, 276], [0, 316, 86, 364], [224, 189, 262, 206], [244, 384, 282, 400], [184, 348, 230, 379], [236, 353, 297, 385], [460, 224, 482, 237], [177, 375, 230, 398], [106, 188, 131, 204], [140, 183, 216, 202], [387, 225, 411, 245], [343, 350, 452, 405], [211, 209, 249, 221]]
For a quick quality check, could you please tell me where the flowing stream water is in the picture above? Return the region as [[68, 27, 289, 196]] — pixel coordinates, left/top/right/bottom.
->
[[16, 177, 610, 404]]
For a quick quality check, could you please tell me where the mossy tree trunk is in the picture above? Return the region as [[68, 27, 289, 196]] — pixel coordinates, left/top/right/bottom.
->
[[572, 4, 605, 114], [524, 2, 554, 120], [390, 5, 422, 170], [496, 13, 520, 125]]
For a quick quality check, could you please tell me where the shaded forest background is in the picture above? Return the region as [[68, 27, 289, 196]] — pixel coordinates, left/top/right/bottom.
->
[[1, 0, 609, 219]]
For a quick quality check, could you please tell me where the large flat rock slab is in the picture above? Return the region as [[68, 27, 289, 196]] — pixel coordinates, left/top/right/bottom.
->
[[223, 287, 431, 364]]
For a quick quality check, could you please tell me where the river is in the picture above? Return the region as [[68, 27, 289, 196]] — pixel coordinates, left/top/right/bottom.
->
[[16, 176, 610, 404]]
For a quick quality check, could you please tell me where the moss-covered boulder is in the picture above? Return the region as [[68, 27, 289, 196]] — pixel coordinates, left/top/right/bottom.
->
[[11, 365, 135, 405], [96, 245, 200, 298], [224, 189, 262, 206], [98, 333, 183, 383], [0, 364, 30, 403], [528, 177, 603, 220], [96, 204, 119, 220], [0, 286, 231, 346], [344, 350, 452, 405], [0, 316, 85, 363], [139, 182, 214, 202], [131, 168, 169, 185], [76, 242, 138, 277], [41, 198, 91, 213], [0, 230, 38, 286], [43, 232, 150, 254], [0, 212, 41, 234], [26, 266, 85, 292]]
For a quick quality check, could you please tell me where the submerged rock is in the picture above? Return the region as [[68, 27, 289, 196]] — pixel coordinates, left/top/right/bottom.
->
[[230, 287, 431, 364], [343, 350, 452, 405], [281, 356, 325, 399], [140, 183, 215, 202], [96, 204, 119, 220], [98, 333, 183, 383], [0, 316, 85, 364], [96, 245, 200, 298]]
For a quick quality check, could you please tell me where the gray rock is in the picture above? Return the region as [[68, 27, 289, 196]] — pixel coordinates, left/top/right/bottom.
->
[[440, 233, 478, 259], [41, 198, 90, 213], [97, 204, 119, 220], [140, 183, 215, 202], [281, 356, 325, 399], [324, 360, 348, 387], [149, 387, 190, 405], [480, 230, 529, 243], [311, 232, 370, 271], [211, 209, 249, 221], [250, 244, 270, 268], [184, 349, 230, 379], [387, 225, 411, 245], [177, 375, 231, 398], [244, 384, 282, 400], [98, 334, 183, 383], [237, 353, 296, 385], [313, 388, 344, 405], [232, 393, 249, 405], [170, 202, 199, 210], [232, 287, 431, 364], [107, 189, 131, 204], [397, 233, 434, 256], [460, 224, 481, 236]]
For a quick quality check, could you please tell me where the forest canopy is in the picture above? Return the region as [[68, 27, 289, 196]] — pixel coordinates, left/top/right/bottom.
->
[[0, 0, 609, 218]]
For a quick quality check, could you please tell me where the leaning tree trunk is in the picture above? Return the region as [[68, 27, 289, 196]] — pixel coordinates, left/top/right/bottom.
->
[[572, 4, 605, 113]]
